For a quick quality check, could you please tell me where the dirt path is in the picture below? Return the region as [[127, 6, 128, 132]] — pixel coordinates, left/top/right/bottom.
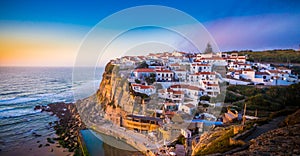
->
[[243, 116, 286, 142]]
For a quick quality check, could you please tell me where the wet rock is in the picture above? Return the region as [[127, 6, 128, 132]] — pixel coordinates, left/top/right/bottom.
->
[[37, 102, 86, 152]]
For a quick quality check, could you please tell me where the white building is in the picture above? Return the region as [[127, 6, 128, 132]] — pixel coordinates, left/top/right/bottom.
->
[[169, 63, 181, 70], [155, 69, 174, 82], [241, 69, 255, 80], [131, 83, 156, 96], [133, 68, 156, 79], [179, 103, 196, 115], [158, 88, 184, 104], [188, 72, 217, 82], [227, 62, 251, 70], [200, 80, 220, 97], [190, 63, 212, 74], [173, 69, 187, 82], [277, 67, 292, 74]]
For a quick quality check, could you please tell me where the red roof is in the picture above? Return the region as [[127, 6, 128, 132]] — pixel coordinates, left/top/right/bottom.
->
[[191, 63, 211, 66], [267, 70, 285, 74], [169, 63, 180, 66], [192, 72, 215, 75], [164, 102, 176, 106], [170, 84, 189, 88], [207, 83, 219, 86], [184, 103, 195, 108], [134, 68, 155, 73], [155, 69, 173, 73], [187, 85, 203, 91], [140, 85, 154, 89], [255, 72, 270, 75], [132, 83, 154, 89], [166, 88, 184, 94], [278, 67, 290, 70], [243, 69, 254, 72], [174, 69, 186, 72]]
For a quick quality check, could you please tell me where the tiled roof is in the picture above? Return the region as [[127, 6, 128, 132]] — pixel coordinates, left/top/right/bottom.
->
[[134, 68, 155, 72], [255, 72, 270, 75], [184, 103, 195, 108], [243, 69, 255, 72], [155, 69, 173, 73], [169, 63, 180, 66], [191, 72, 215, 75], [191, 63, 211, 66], [187, 85, 203, 91], [131, 83, 155, 89]]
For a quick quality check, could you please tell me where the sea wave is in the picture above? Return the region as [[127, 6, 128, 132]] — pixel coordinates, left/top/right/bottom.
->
[[0, 97, 40, 105], [0, 91, 24, 96], [0, 108, 41, 119]]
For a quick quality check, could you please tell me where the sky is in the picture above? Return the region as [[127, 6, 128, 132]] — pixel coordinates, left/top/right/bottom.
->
[[0, 0, 300, 66]]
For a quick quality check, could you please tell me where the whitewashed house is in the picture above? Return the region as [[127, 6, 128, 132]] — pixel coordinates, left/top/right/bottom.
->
[[227, 62, 251, 70], [169, 63, 181, 70], [179, 103, 196, 115], [186, 85, 204, 100], [277, 67, 292, 74], [155, 69, 174, 82], [131, 83, 156, 96], [241, 69, 255, 80], [190, 63, 212, 74], [173, 69, 187, 82], [200, 81, 220, 97], [254, 72, 271, 82], [158, 88, 184, 104], [133, 68, 156, 79], [266, 70, 289, 80], [188, 72, 217, 82]]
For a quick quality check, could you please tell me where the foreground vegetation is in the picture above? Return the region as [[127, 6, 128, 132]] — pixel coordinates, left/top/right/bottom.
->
[[225, 49, 300, 64], [224, 83, 300, 115]]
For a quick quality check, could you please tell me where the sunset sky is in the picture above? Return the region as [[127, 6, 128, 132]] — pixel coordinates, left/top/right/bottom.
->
[[0, 0, 300, 66]]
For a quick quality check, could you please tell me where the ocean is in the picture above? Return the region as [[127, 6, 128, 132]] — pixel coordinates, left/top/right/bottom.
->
[[0, 67, 102, 152]]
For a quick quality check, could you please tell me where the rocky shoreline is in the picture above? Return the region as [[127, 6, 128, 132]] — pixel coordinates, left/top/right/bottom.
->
[[34, 102, 87, 155]]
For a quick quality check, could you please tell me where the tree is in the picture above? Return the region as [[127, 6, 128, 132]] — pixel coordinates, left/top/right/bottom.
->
[[204, 42, 213, 54], [136, 61, 148, 69], [200, 95, 210, 101], [135, 79, 141, 84]]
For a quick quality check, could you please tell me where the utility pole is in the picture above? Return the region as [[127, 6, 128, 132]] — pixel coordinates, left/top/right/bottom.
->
[[242, 103, 247, 125]]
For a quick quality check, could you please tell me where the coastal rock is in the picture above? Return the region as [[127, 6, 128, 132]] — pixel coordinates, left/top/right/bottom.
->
[[35, 102, 86, 154]]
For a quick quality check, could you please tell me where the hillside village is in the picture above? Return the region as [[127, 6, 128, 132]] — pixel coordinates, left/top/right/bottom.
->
[[111, 51, 299, 115], [104, 51, 299, 155]]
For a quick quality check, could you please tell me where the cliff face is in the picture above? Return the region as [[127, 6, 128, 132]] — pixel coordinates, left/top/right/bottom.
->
[[96, 62, 136, 113], [76, 62, 143, 126]]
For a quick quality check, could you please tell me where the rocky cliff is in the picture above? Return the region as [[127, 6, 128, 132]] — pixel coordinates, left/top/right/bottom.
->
[[75, 62, 144, 126], [96, 62, 137, 113]]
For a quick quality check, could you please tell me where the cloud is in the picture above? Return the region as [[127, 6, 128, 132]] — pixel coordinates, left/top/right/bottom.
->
[[204, 14, 300, 51]]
